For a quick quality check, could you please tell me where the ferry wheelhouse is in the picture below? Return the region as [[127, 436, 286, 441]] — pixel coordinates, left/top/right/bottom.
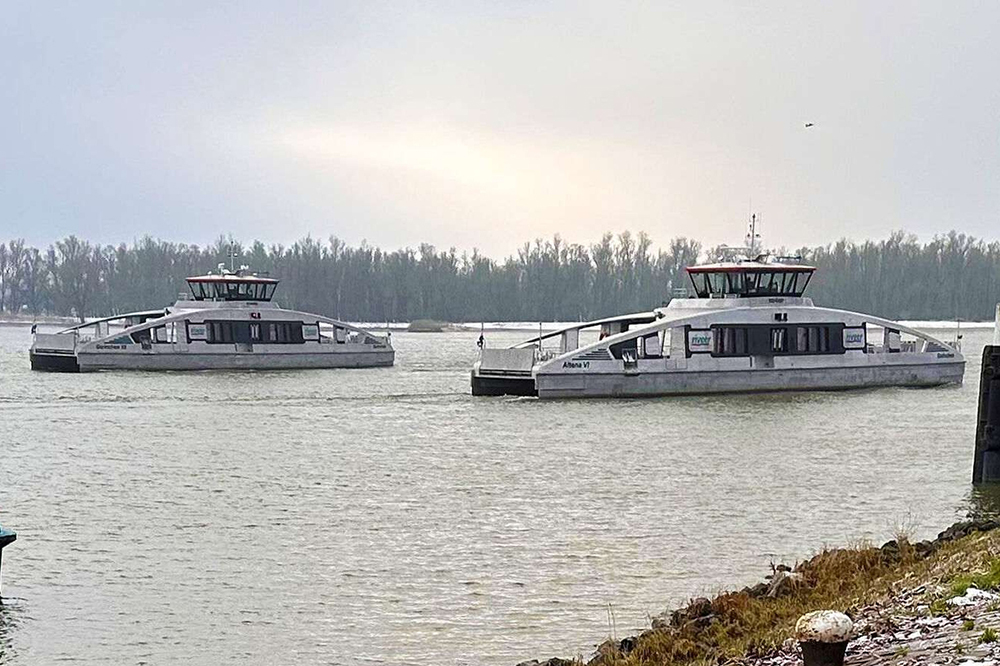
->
[[471, 255, 964, 399], [30, 266, 394, 372]]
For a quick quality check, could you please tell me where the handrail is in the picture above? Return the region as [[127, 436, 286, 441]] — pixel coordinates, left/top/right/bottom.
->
[[53, 310, 167, 334], [511, 311, 657, 350]]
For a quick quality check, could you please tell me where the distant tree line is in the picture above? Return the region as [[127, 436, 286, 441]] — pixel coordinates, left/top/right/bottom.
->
[[0, 230, 998, 322]]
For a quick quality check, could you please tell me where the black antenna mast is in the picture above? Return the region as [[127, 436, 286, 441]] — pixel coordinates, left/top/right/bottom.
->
[[746, 213, 761, 258]]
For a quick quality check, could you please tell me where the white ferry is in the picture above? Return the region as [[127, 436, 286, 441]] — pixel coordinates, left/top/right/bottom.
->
[[30, 266, 394, 372], [471, 246, 964, 399]]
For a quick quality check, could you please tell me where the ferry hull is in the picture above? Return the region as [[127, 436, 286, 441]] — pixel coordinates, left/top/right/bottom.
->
[[74, 350, 395, 372], [30, 350, 81, 372], [534, 361, 965, 399], [470, 371, 537, 396]]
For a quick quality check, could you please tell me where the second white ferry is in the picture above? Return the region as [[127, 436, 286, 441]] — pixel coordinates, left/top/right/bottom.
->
[[30, 266, 394, 372]]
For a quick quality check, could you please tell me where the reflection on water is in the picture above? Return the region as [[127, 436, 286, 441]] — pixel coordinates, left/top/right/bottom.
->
[[0, 598, 24, 665], [963, 483, 1000, 520], [0, 324, 993, 665]]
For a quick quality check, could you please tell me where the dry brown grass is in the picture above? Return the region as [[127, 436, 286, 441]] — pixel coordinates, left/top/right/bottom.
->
[[585, 530, 1000, 666]]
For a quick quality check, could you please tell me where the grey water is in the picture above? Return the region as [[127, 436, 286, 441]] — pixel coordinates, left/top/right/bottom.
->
[[0, 324, 991, 665]]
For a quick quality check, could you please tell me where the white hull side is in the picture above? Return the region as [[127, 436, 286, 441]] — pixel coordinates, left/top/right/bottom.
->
[[535, 360, 965, 399], [77, 349, 394, 371]]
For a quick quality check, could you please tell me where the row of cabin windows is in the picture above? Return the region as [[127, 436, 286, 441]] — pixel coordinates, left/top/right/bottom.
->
[[129, 321, 357, 345], [711, 324, 843, 356], [689, 270, 813, 298], [205, 320, 305, 344]]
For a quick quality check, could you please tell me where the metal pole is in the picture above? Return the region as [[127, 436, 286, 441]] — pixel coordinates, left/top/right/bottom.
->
[[994, 303, 1000, 345]]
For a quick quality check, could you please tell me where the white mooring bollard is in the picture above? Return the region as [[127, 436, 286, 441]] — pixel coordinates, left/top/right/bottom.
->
[[795, 610, 853, 666]]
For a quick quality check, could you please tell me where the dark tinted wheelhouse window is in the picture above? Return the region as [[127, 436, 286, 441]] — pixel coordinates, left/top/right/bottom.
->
[[689, 273, 710, 297], [188, 280, 275, 301], [689, 269, 814, 298], [707, 272, 726, 295]]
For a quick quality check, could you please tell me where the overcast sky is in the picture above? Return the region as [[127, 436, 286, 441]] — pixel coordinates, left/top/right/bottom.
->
[[2, 2, 998, 256]]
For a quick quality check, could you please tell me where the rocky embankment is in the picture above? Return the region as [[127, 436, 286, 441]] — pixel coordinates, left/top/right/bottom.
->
[[516, 520, 1000, 666]]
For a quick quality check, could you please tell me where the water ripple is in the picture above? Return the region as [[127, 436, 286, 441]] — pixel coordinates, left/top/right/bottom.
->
[[0, 325, 988, 665]]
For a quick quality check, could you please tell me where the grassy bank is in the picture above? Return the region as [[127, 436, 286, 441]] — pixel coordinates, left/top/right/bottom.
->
[[521, 520, 1000, 666]]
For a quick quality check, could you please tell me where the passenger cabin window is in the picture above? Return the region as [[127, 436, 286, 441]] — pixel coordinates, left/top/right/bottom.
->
[[710, 323, 844, 357], [770, 328, 788, 353], [713, 326, 748, 356], [609, 337, 638, 360], [641, 333, 662, 358], [796, 326, 831, 353], [204, 320, 305, 344], [131, 324, 175, 346], [152, 325, 175, 344]]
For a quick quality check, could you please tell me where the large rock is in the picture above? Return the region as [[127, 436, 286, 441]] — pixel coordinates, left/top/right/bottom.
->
[[767, 570, 804, 598], [913, 540, 938, 558], [670, 596, 713, 626], [936, 519, 1000, 543], [879, 539, 901, 562]]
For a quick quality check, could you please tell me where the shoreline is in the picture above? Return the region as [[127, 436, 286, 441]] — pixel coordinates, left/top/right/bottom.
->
[[517, 519, 1000, 666], [5, 318, 993, 332], [0, 316, 78, 327]]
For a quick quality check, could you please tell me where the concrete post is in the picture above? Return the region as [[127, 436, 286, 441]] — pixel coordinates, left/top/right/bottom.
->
[[974, 307, 1000, 483], [0, 526, 16, 597]]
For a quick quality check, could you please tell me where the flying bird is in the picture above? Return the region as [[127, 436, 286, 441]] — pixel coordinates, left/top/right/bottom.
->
[[804, 122, 815, 128]]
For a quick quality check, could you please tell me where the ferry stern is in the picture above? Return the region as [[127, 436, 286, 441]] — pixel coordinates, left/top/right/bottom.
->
[[30, 330, 81, 372]]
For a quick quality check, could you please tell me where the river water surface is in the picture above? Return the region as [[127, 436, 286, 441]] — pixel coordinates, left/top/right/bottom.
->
[[0, 324, 992, 665]]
